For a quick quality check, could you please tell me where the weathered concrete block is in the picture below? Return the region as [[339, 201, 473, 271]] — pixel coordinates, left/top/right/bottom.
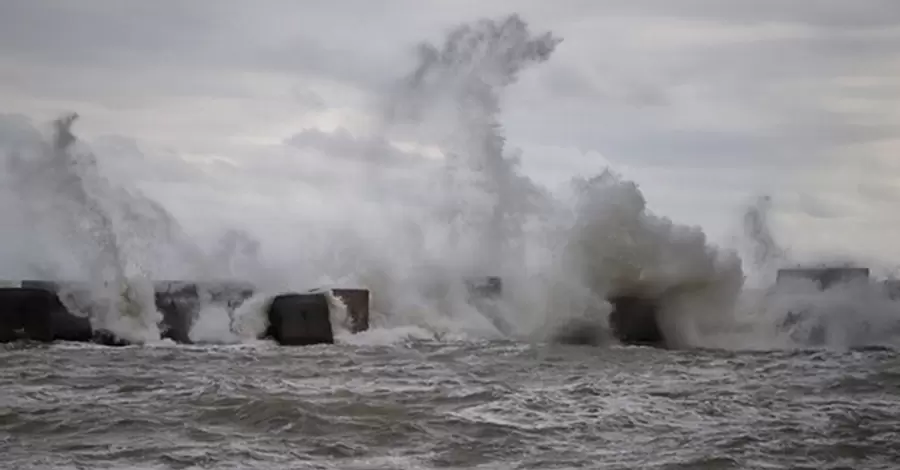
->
[[331, 288, 370, 333], [2, 279, 258, 345], [884, 280, 900, 300], [19, 281, 97, 342], [19, 280, 63, 291], [153, 281, 201, 343], [465, 276, 503, 300], [91, 329, 131, 346], [200, 281, 255, 309], [18, 280, 195, 344], [551, 317, 605, 346], [607, 295, 664, 347], [774, 267, 869, 345], [0, 287, 92, 343], [154, 280, 255, 343], [21, 280, 100, 318], [266, 292, 334, 346], [779, 309, 827, 346], [776, 267, 869, 290], [0, 287, 36, 342], [464, 276, 510, 335], [49, 303, 92, 342]]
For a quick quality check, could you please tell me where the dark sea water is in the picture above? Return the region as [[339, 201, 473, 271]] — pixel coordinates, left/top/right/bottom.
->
[[2, 340, 899, 470]]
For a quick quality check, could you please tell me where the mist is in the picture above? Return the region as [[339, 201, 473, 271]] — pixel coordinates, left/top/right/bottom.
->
[[2, 13, 899, 351]]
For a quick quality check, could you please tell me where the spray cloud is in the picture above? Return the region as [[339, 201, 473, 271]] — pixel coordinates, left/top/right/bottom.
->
[[2, 14, 897, 351]]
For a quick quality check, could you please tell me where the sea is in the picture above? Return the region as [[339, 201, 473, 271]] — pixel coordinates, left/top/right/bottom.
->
[[3, 338, 899, 470], [4, 11, 900, 470]]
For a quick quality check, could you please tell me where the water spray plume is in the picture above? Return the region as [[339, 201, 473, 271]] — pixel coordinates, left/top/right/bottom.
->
[[388, 14, 561, 275], [12, 114, 163, 343], [1, 14, 898, 351], [742, 195, 787, 272]]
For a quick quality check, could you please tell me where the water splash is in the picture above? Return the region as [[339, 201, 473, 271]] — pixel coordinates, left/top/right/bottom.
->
[[387, 14, 560, 276], [2, 14, 897, 352], [5, 114, 162, 343], [741, 195, 788, 285]]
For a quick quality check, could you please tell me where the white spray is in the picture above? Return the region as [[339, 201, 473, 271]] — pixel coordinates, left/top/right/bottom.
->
[[722, 196, 900, 350], [350, 15, 745, 349], [0, 115, 277, 344], [3, 14, 897, 351], [4, 114, 162, 343]]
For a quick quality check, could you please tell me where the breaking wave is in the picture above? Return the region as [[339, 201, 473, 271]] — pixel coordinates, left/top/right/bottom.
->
[[1, 14, 898, 351]]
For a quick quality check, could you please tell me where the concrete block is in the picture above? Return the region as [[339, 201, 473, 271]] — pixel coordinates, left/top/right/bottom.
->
[[465, 276, 503, 300], [92, 329, 131, 346], [331, 288, 370, 333], [154, 281, 200, 343], [776, 267, 869, 290], [1, 279, 257, 345], [774, 267, 869, 345], [20, 280, 95, 317], [0, 287, 91, 343], [463, 276, 511, 334], [778, 309, 827, 346], [49, 303, 92, 342], [267, 292, 334, 346], [154, 280, 255, 343], [884, 280, 900, 300], [0, 287, 34, 342], [607, 295, 664, 347], [200, 281, 255, 309], [19, 280, 63, 290], [551, 317, 605, 346]]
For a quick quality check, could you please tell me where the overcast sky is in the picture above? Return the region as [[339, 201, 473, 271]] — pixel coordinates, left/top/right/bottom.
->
[[2, 0, 900, 272]]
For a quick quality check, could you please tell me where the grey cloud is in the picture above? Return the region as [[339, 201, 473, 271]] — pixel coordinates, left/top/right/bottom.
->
[[283, 127, 429, 166], [0, 0, 396, 96], [660, 29, 900, 88], [539, 64, 669, 108], [509, 108, 900, 174], [90, 135, 207, 184], [3, 1, 900, 261], [0, 1, 221, 67], [0, 114, 44, 148], [291, 89, 326, 110], [549, 0, 900, 29], [497, 17, 900, 179]]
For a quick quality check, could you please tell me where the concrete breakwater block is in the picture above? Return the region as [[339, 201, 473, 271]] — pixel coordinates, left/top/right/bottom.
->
[[19, 279, 165, 345], [2, 280, 256, 345], [774, 267, 870, 345], [465, 276, 503, 300], [776, 267, 870, 290], [154, 281, 255, 344], [266, 292, 334, 346], [154, 282, 198, 344], [92, 329, 131, 347], [463, 276, 512, 335], [330, 288, 370, 333], [0, 287, 92, 343], [1, 280, 362, 347], [884, 280, 900, 300], [608, 295, 664, 347], [552, 293, 664, 348]]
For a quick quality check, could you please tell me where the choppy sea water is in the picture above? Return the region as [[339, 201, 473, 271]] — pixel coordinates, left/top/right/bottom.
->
[[2, 339, 899, 470]]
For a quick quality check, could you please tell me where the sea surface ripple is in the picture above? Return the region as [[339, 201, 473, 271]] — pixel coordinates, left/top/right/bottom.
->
[[2, 340, 899, 469]]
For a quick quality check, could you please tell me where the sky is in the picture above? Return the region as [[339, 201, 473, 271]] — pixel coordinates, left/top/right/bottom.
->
[[2, 0, 900, 273]]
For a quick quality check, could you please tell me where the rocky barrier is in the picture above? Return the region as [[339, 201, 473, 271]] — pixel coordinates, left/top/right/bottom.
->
[[0, 280, 370, 346]]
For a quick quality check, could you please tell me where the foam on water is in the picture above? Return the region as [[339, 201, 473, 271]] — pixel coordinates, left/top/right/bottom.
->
[[1, 14, 898, 351]]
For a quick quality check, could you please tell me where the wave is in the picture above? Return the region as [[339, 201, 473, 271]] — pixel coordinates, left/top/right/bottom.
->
[[1, 14, 897, 351]]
